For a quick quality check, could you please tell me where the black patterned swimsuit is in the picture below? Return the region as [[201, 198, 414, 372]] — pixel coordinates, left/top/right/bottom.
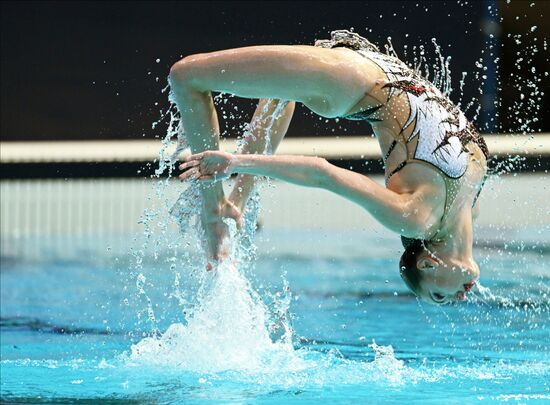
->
[[315, 30, 489, 242]]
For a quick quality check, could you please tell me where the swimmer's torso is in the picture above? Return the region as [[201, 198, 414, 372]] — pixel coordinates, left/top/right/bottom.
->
[[353, 53, 487, 238], [315, 30, 489, 238]]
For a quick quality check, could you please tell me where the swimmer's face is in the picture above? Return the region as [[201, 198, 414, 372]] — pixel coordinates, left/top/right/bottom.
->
[[414, 246, 479, 305]]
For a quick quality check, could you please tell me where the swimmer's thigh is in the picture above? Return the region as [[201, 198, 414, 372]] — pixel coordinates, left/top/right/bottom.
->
[[170, 45, 375, 118]]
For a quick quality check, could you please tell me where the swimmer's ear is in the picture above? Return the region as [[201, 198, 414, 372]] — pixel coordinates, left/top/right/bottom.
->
[[417, 257, 439, 272]]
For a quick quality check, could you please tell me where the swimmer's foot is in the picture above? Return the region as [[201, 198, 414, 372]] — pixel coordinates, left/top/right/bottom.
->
[[202, 198, 242, 270], [219, 198, 243, 231]]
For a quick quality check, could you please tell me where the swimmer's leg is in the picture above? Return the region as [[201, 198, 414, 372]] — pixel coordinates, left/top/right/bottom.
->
[[169, 45, 373, 262], [169, 45, 373, 117], [228, 98, 295, 213]]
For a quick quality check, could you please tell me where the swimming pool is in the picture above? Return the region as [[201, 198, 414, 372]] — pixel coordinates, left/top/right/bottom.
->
[[1, 213, 549, 404]]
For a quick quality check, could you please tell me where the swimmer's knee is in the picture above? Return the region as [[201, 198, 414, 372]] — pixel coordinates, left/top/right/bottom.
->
[[169, 54, 206, 90]]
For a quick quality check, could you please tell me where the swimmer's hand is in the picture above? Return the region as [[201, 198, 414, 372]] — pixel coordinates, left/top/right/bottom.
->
[[179, 151, 235, 183], [179, 151, 242, 271]]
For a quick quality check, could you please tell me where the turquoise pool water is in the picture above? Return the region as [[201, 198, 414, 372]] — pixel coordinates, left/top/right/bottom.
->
[[1, 228, 549, 404]]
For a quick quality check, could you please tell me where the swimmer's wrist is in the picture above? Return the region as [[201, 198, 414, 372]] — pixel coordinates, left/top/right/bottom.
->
[[228, 154, 241, 174], [229, 154, 254, 174], [230, 154, 272, 175]]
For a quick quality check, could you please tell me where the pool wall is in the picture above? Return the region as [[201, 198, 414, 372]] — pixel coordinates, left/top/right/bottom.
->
[[1, 174, 548, 261]]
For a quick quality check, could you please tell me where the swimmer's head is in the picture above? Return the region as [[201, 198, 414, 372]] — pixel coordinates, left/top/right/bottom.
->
[[399, 237, 479, 305]]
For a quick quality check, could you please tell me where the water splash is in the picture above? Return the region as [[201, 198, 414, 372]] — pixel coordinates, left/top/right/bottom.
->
[[122, 91, 299, 372], [367, 340, 407, 385], [472, 282, 515, 307], [127, 261, 301, 373]]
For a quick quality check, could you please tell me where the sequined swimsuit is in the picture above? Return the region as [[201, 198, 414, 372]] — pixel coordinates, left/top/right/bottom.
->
[[341, 49, 488, 183], [315, 30, 489, 240]]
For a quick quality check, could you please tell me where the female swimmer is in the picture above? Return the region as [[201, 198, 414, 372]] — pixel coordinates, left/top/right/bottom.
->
[[170, 30, 487, 304]]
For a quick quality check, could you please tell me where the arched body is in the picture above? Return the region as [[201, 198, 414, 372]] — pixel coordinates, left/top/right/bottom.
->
[[170, 30, 487, 304]]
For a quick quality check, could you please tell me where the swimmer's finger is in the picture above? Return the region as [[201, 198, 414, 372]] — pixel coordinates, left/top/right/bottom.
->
[[179, 167, 201, 181], [184, 152, 205, 162], [199, 174, 227, 185], [177, 171, 196, 181], [178, 160, 200, 171]]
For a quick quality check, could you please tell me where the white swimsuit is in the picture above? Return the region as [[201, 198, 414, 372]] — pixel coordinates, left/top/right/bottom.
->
[[315, 30, 488, 182], [315, 30, 489, 241]]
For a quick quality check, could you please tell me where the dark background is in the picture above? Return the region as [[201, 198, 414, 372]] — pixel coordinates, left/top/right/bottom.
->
[[1, 1, 548, 142]]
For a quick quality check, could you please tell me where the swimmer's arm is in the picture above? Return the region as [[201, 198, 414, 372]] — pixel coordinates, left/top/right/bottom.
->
[[319, 160, 435, 237], [229, 154, 433, 237], [228, 99, 295, 212]]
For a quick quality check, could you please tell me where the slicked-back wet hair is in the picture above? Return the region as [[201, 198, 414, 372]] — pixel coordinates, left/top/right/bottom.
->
[[399, 237, 425, 297]]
